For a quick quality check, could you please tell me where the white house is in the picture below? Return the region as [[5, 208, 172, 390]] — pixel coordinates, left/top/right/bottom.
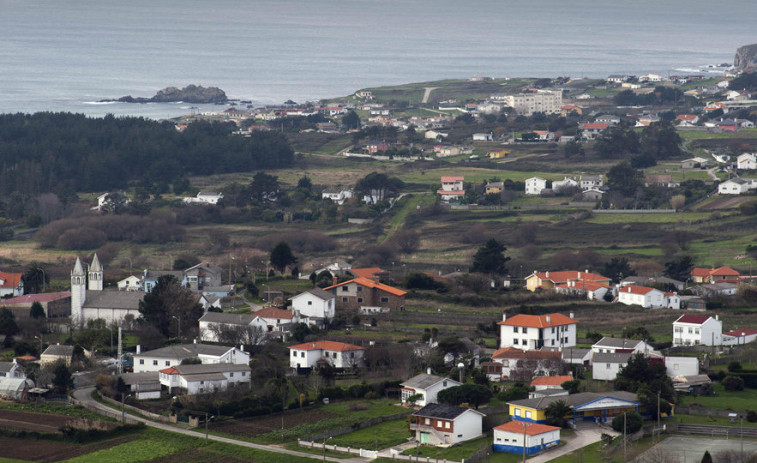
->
[[133, 343, 250, 373], [664, 356, 699, 377], [493, 421, 560, 456], [525, 177, 548, 195], [722, 328, 757, 346], [737, 153, 757, 170], [592, 352, 633, 381], [40, 344, 75, 366], [580, 175, 603, 190], [718, 178, 749, 195], [400, 373, 462, 406], [0, 272, 24, 298], [158, 363, 250, 395], [617, 285, 666, 308], [250, 307, 296, 333], [437, 176, 465, 203], [288, 340, 364, 370], [473, 133, 493, 141], [0, 359, 24, 379], [117, 275, 142, 292], [491, 348, 563, 380], [290, 288, 336, 327], [498, 313, 577, 350], [183, 192, 224, 205], [118, 372, 162, 400], [199, 312, 257, 343], [591, 337, 653, 355], [410, 404, 484, 446], [673, 314, 723, 347], [551, 177, 578, 192], [321, 188, 354, 205]]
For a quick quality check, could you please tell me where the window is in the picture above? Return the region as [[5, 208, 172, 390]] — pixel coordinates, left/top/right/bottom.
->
[[606, 363, 611, 369], [513, 327, 518, 333], [522, 327, 528, 334], [514, 408, 521, 416], [513, 339, 519, 345], [445, 421, 450, 429], [307, 301, 312, 305], [165, 361, 170, 366], [357, 297, 363, 303], [242, 372, 245, 376], [437, 420, 443, 427], [525, 410, 532, 419], [342, 297, 348, 302], [551, 327, 555, 333], [551, 340, 555, 346], [230, 372, 234, 377], [333, 352, 337, 358], [380, 297, 389, 303], [357, 286, 362, 292], [139, 359, 144, 365], [292, 351, 297, 357], [350, 353, 354, 358], [425, 418, 430, 425], [301, 352, 305, 358], [522, 339, 527, 346], [342, 286, 348, 292], [153, 360, 158, 366]]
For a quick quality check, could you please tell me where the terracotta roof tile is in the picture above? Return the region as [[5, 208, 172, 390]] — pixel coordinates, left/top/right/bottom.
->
[[324, 277, 406, 297], [495, 421, 561, 435], [497, 313, 577, 328], [530, 375, 574, 387], [288, 340, 364, 352]]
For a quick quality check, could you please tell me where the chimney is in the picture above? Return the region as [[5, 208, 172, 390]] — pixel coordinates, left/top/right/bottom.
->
[[312, 342, 316, 348], [193, 338, 197, 344], [502, 313, 507, 322], [333, 275, 338, 286], [578, 272, 581, 279], [585, 269, 589, 273], [569, 312, 574, 319], [546, 271, 550, 278], [427, 367, 432, 375], [546, 315, 551, 324], [715, 314, 719, 321], [240, 345, 244, 352], [136, 345, 141, 354]]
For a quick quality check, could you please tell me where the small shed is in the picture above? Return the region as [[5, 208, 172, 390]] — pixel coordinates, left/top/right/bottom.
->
[[493, 421, 560, 455]]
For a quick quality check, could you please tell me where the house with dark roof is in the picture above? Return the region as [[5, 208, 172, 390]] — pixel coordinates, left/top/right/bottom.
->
[[290, 288, 335, 327], [592, 352, 634, 381], [40, 344, 75, 366], [325, 277, 406, 312], [288, 340, 364, 370], [184, 262, 224, 291], [400, 373, 461, 406], [199, 312, 256, 343], [508, 391, 639, 425], [498, 313, 578, 350], [118, 372, 161, 400], [673, 314, 722, 347], [493, 421, 560, 455], [0, 291, 71, 319], [591, 337, 652, 355], [0, 359, 24, 379], [410, 403, 485, 446], [133, 343, 249, 373]]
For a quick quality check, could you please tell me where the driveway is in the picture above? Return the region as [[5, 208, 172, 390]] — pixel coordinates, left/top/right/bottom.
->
[[526, 425, 615, 463], [71, 387, 369, 462]]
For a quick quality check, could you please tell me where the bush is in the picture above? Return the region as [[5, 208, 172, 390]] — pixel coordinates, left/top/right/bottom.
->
[[723, 375, 745, 392], [747, 410, 757, 423], [728, 361, 743, 372], [611, 411, 643, 434]]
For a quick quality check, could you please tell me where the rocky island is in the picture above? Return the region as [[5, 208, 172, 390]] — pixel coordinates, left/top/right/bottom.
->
[[735, 43, 757, 70], [106, 85, 228, 104]]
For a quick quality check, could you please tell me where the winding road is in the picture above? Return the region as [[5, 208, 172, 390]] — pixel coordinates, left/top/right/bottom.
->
[[71, 387, 368, 462]]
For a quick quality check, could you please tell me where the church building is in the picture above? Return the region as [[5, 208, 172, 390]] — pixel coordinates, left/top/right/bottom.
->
[[71, 254, 144, 327]]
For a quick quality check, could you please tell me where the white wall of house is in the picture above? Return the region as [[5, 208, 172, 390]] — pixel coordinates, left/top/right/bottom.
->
[[402, 379, 461, 406], [500, 323, 576, 350], [494, 428, 560, 450], [525, 177, 547, 195], [665, 357, 699, 377], [291, 292, 335, 320], [718, 180, 748, 195], [617, 289, 665, 308], [592, 360, 627, 381], [290, 348, 322, 369], [673, 318, 723, 346], [183, 377, 228, 395], [454, 411, 484, 443]]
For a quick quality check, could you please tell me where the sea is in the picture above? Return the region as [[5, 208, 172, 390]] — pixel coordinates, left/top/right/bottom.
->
[[0, 0, 755, 119]]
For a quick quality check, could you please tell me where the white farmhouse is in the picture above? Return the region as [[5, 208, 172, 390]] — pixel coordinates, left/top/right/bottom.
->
[[591, 337, 653, 355], [664, 356, 699, 377], [737, 153, 757, 170], [321, 188, 354, 205], [400, 373, 461, 407], [290, 288, 336, 327], [288, 340, 364, 370], [158, 363, 250, 395], [498, 313, 577, 351], [410, 404, 484, 446], [117, 275, 142, 292], [183, 192, 224, 205], [437, 176, 465, 203], [592, 352, 633, 381], [617, 285, 666, 308], [133, 343, 250, 373], [672, 314, 723, 347], [552, 177, 578, 192], [722, 328, 757, 346], [525, 177, 548, 195], [718, 178, 749, 195]]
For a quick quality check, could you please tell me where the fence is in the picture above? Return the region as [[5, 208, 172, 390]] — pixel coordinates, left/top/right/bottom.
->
[[676, 405, 750, 418], [97, 393, 172, 423], [298, 440, 467, 462]]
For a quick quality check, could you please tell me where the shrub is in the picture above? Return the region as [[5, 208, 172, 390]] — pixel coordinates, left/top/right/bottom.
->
[[611, 411, 643, 434], [728, 361, 743, 372], [723, 375, 745, 392], [747, 410, 757, 423]]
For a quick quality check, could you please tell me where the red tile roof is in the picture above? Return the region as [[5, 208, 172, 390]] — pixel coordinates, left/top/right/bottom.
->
[[495, 421, 561, 435], [676, 115, 698, 121], [497, 313, 577, 328], [441, 176, 464, 182], [288, 340, 364, 352], [0, 292, 70, 305], [159, 367, 180, 375], [691, 268, 712, 277], [350, 267, 385, 279], [254, 307, 294, 320], [325, 277, 407, 297], [581, 123, 609, 130], [532, 271, 610, 284], [619, 285, 657, 295], [530, 375, 574, 387], [437, 189, 465, 195], [723, 328, 757, 337], [0, 272, 22, 289], [710, 266, 740, 276], [675, 314, 712, 325]]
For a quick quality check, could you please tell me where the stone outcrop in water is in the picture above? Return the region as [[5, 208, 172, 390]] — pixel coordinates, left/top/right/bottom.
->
[[734, 44, 757, 70], [113, 85, 228, 104]]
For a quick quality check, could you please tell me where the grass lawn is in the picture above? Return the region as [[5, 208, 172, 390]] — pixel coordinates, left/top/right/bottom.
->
[[402, 435, 491, 461], [674, 413, 757, 428], [678, 383, 757, 411], [0, 400, 115, 422], [330, 419, 411, 450]]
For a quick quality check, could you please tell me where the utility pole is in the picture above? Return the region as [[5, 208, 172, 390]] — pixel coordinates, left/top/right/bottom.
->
[[623, 412, 627, 462], [657, 391, 661, 442], [522, 421, 527, 463], [205, 412, 209, 444]]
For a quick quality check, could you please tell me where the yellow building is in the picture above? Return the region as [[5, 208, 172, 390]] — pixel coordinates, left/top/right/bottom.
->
[[507, 391, 641, 425], [485, 182, 504, 195], [489, 148, 510, 159]]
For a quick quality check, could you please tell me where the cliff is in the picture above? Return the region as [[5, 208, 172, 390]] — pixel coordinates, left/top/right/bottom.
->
[[734, 44, 757, 70], [115, 85, 228, 104]]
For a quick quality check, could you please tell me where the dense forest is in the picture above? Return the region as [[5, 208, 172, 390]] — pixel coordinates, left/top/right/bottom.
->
[[0, 113, 294, 197]]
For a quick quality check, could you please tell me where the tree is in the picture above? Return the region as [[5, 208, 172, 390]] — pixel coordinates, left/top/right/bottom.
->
[[545, 400, 571, 428], [664, 255, 695, 281], [0, 308, 19, 337], [247, 172, 280, 204], [615, 353, 675, 405], [561, 379, 580, 394], [355, 172, 404, 202], [29, 302, 45, 319], [606, 161, 643, 197], [51, 360, 73, 394], [470, 238, 510, 274], [639, 121, 682, 160], [138, 275, 204, 339], [341, 110, 361, 130], [602, 257, 632, 283], [563, 140, 585, 159], [701, 450, 713, 463], [436, 384, 492, 409], [393, 230, 420, 254], [611, 411, 642, 434], [722, 375, 744, 391], [497, 383, 530, 402], [23, 262, 49, 294], [270, 241, 297, 274], [596, 126, 639, 159]]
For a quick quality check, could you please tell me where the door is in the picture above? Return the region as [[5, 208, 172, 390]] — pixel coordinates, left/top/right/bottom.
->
[[420, 432, 430, 444]]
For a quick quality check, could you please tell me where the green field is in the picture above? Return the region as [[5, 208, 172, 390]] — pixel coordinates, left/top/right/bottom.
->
[[402, 435, 491, 460], [678, 383, 757, 411], [330, 419, 410, 449]]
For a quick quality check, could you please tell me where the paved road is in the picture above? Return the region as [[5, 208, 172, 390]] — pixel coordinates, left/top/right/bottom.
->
[[72, 387, 369, 462], [421, 87, 438, 104], [526, 425, 616, 463]]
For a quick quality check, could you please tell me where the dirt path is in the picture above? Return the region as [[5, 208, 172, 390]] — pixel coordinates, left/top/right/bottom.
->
[[421, 87, 438, 104]]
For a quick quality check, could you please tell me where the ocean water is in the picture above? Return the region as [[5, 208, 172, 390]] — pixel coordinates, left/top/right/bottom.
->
[[0, 0, 754, 118]]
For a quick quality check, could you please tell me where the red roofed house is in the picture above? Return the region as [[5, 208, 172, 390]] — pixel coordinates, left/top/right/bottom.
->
[[722, 328, 757, 346], [349, 267, 389, 281], [617, 285, 666, 308], [580, 122, 609, 140], [491, 347, 563, 380], [555, 280, 611, 301], [530, 375, 574, 390], [0, 291, 70, 319], [526, 270, 610, 292], [325, 277, 406, 312], [288, 340, 364, 370], [493, 421, 560, 455], [0, 272, 24, 297], [691, 266, 740, 284], [438, 176, 465, 203], [251, 307, 296, 332], [498, 312, 577, 351], [676, 114, 699, 125], [673, 314, 722, 347]]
